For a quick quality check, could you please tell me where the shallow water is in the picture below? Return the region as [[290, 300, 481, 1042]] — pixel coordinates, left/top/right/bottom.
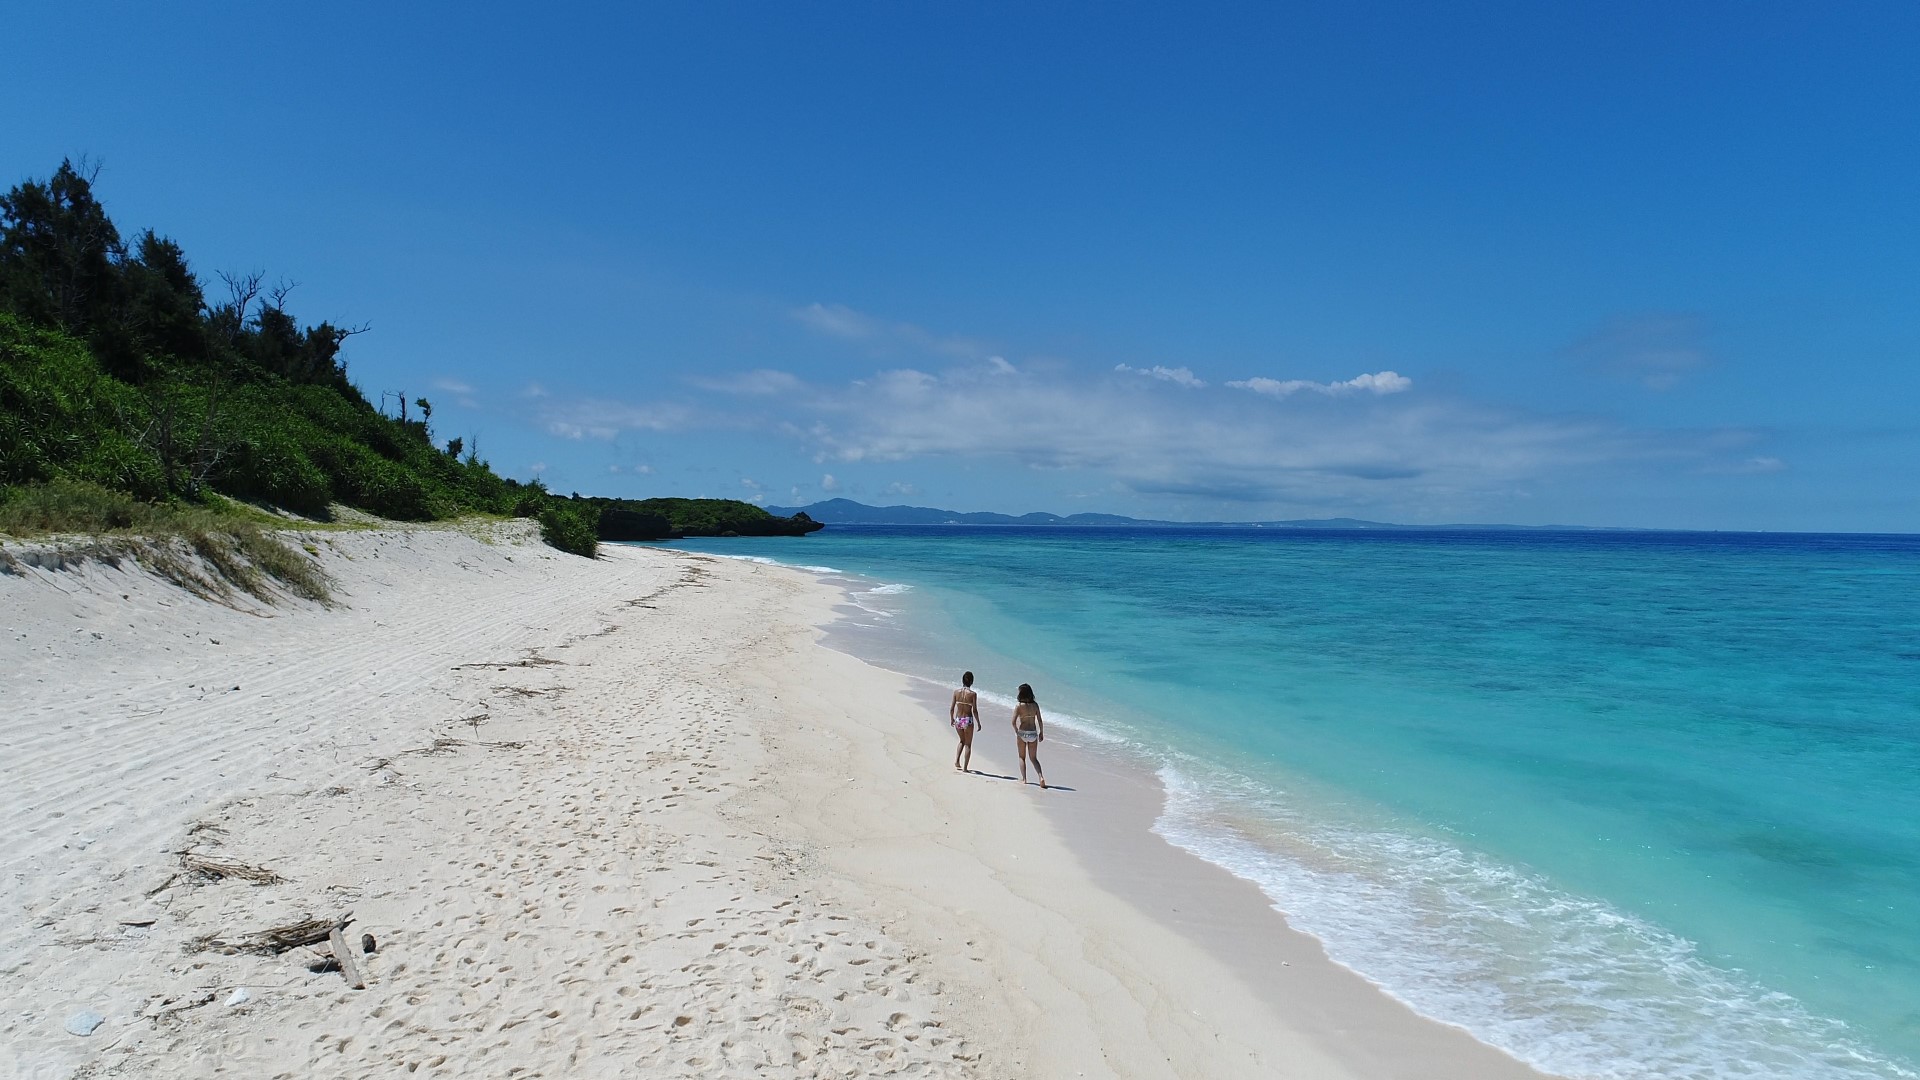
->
[[657, 526, 1920, 1079]]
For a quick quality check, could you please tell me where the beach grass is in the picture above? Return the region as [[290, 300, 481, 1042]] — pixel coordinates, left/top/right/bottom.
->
[[0, 480, 332, 604]]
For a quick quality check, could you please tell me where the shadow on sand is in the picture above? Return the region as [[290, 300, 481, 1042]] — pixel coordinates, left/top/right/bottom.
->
[[962, 769, 1075, 792]]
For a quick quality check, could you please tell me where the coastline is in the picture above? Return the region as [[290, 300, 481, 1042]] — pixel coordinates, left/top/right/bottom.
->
[[924, 697, 1551, 1077], [2, 523, 1548, 1078], [800, 594, 1553, 1079], [683, 530, 1920, 1080]]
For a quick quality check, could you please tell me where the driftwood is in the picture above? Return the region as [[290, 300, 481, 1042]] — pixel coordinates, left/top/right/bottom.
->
[[328, 922, 367, 990]]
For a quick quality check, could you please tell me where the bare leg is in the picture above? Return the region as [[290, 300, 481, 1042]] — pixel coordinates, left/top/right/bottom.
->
[[1017, 740, 1029, 784], [1031, 748, 1046, 789], [956, 727, 974, 771]]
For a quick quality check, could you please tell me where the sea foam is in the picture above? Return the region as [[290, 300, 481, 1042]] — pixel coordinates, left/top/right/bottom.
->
[[695, 553, 844, 575], [1152, 765, 1918, 1080]]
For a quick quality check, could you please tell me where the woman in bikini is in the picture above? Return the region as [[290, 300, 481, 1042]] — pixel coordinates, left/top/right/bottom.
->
[[1011, 683, 1046, 789], [950, 671, 980, 772]]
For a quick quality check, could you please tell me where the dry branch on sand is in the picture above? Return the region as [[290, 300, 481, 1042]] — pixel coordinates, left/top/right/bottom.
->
[[193, 914, 370, 989], [179, 852, 282, 884], [492, 685, 563, 698], [148, 851, 283, 895], [192, 915, 339, 956], [452, 656, 565, 670], [400, 736, 526, 756]]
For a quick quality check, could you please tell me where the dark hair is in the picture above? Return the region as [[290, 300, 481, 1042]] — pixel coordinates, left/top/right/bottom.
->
[[1017, 683, 1035, 704], [962, 671, 974, 686]]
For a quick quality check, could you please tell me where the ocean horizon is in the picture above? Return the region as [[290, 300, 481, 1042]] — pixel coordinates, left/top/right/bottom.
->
[[658, 525, 1920, 1080]]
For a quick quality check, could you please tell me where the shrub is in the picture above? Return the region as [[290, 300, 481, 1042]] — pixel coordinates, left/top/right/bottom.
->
[[537, 503, 598, 558], [310, 441, 431, 520], [71, 431, 170, 501], [217, 433, 332, 518]]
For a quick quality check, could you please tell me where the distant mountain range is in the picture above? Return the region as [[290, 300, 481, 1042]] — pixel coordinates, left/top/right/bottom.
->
[[762, 498, 1618, 531]]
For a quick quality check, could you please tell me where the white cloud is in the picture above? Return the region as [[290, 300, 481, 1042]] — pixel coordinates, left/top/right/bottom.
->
[[885, 481, 919, 497], [1227, 370, 1412, 398], [659, 308, 1776, 518], [1342, 371, 1413, 394], [522, 382, 549, 398], [1115, 364, 1206, 388], [529, 461, 548, 475], [733, 358, 1724, 509], [607, 463, 658, 474]]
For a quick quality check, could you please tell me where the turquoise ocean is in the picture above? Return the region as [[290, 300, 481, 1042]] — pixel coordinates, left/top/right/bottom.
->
[[655, 526, 1920, 1079]]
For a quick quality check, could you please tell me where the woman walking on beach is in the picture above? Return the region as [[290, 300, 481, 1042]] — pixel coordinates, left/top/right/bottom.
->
[[950, 671, 980, 772], [1011, 683, 1046, 789]]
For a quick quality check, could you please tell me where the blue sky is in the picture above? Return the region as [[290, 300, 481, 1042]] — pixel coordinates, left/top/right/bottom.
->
[[6, 2, 1918, 529]]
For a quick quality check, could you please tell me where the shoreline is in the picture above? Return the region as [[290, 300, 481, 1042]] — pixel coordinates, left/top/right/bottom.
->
[[679, 535, 1920, 1080], [4, 524, 1549, 1077], [830, 605, 1554, 1079]]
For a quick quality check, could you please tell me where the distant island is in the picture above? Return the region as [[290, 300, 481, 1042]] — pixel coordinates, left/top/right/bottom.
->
[[765, 498, 1620, 532]]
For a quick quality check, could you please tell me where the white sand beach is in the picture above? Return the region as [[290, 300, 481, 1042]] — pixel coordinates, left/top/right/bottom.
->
[[1, 522, 1552, 1079]]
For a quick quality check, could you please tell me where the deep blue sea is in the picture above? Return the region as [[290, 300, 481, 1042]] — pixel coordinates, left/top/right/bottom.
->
[[656, 526, 1920, 1079]]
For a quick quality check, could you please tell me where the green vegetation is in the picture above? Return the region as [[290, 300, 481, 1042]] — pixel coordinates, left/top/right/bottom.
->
[[0, 159, 554, 547], [537, 501, 601, 557], [576, 497, 822, 540], [0, 159, 827, 576]]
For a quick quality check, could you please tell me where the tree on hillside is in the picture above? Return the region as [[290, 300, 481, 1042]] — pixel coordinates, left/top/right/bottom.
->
[[123, 230, 207, 364], [0, 160, 129, 365], [1, 158, 812, 558], [0, 162, 366, 396]]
